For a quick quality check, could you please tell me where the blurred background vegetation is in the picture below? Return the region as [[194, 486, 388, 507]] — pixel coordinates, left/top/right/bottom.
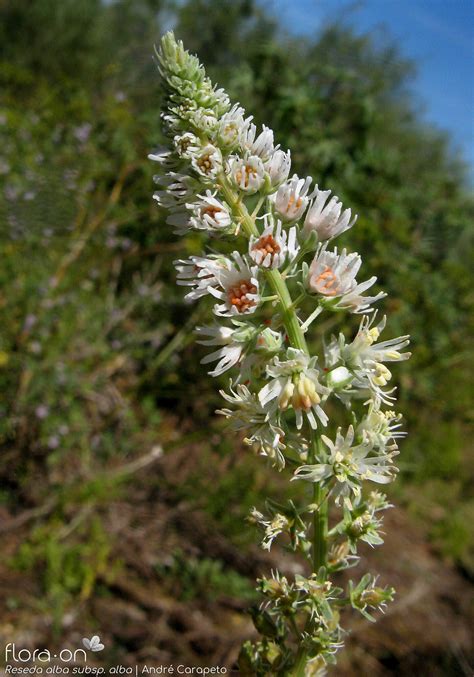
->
[[0, 0, 473, 674]]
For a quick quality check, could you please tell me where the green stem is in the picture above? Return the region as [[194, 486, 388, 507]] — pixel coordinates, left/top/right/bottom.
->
[[311, 434, 328, 570], [219, 175, 325, 673], [292, 648, 308, 677], [289, 614, 301, 640], [300, 304, 323, 333], [266, 268, 308, 353], [218, 176, 309, 355], [281, 239, 312, 276], [313, 482, 328, 569], [221, 175, 328, 568]]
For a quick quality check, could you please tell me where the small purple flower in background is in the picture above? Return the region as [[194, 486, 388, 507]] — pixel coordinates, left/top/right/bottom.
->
[[47, 435, 60, 450], [4, 185, 19, 201], [74, 123, 92, 144], [35, 405, 49, 420], [23, 314, 37, 331], [106, 236, 118, 249], [63, 168, 78, 190], [29, 341, 42, 355]]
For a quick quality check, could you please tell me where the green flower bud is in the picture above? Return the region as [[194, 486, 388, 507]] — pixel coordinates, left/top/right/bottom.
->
[[326, 365, 353, 390]]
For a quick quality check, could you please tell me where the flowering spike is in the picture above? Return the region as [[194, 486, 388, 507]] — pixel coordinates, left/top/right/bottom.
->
[[152, 32, 410, 674]]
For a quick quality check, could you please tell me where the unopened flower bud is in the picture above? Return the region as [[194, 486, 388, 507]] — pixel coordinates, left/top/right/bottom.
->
[[248, 507, 264, 524], [277, 381, 293, 410], [326, 366, 353, 390], [292, 374, 320, 410], [360, 586, 394, 607], [368, 327, 380, 344], [265, 149, 291, 189], [373, 363, 392, 386], [256, 327, 283, 353], [328, 541, 351, 566]]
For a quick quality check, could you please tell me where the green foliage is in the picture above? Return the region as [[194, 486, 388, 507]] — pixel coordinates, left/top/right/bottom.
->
[[405, 478, 474, 576], [156, 550, 257, 602], [12, 515, 117, 631], [0, 0, 472, 614]]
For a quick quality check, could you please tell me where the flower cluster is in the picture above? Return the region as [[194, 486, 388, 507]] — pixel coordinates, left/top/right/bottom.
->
[[153, 33, 411, 676]]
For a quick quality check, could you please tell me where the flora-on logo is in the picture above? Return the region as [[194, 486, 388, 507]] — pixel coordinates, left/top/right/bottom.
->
[[5, 643, 87, 663], [82, 636, 104, 652]]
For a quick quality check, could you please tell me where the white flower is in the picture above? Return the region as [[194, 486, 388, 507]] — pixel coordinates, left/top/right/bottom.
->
[[238, 326, 285, 380], [357, 405, 406, 453], [259, 348, 329, 430], [217, 383, 286, 468], [174, 254, 229, 301], [166, 190, 232, 235], [249, 218, 299, 269], [211, 87, 231, 114], [217, 383, 266, 429], [325, 315, 410, 401], [229, 155, 265, 194], [167, 190, 232, 236], [196, 322, 283, 379], [162, 97, 198, 133], [245, 426, 287, 469], [206, 252, 260, 316], [173, 132, 201, 159], [195, 321, 257, 377], [347, 315, 410, 396], [303, 187, 357, 242], [153, 172, 196, 210], [308, 245, 385, 313], [249, 508, 291, 551], [191, 108, 218, 133], [344, 315, 411, 367], [191, 144, 222, 179], [148, 147, 173, 167], [240, 122, 276, 160], [217, 104, 248, 149], [187, 190, 232, 233], [293, 426, 397, 507], [265, 149, 292, 188], [272, 174, 313, 222]]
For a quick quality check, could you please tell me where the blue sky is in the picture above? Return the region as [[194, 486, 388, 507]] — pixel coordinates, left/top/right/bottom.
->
[[264, 0, 474, 175]]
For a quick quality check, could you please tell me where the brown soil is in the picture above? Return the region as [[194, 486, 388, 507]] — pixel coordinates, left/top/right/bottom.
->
[[0, 442, 472, 676]]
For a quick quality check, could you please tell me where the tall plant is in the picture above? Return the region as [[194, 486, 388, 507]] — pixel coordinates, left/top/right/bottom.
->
[[152, 32, 411, 675]]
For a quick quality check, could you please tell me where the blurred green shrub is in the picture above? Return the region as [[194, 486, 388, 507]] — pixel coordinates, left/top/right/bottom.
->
[[13, 516, 117, 632], [156, 550, 257, 602]]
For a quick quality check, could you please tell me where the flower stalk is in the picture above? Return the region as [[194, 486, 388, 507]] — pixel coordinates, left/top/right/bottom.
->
[[219, 173, 309, 354], [152, 32, 411, 675], [312, 436, 328, 570]]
